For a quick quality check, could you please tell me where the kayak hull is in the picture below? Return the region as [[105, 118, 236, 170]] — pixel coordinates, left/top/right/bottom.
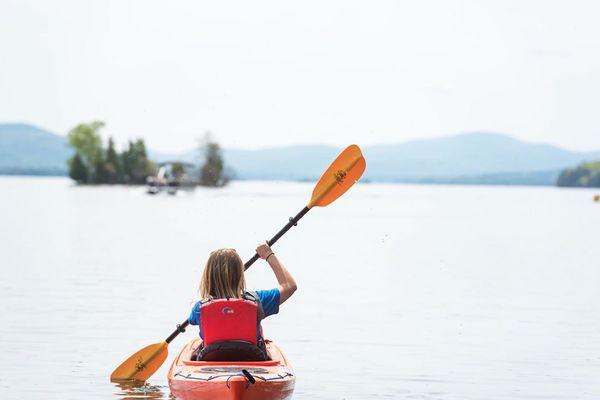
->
[[168, 339, 295, 400]]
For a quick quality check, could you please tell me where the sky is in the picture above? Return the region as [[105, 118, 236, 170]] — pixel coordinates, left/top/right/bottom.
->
[[1, 0, 599, 152]]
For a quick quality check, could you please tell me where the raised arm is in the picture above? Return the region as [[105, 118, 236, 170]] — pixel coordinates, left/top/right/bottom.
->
[[256, 241, 297, 305]]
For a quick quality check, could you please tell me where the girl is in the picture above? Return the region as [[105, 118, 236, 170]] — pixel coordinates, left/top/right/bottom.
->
[[188, 242, 297, 360]]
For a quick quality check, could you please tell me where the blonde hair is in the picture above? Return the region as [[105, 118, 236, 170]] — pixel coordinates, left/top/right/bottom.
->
[[199, 248, 246, 299]]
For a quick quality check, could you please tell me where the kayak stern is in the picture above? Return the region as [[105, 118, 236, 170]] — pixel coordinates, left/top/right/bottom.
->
[[168, 339, 295, 400]]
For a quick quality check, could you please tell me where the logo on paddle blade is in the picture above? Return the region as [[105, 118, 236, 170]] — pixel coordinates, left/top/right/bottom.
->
[[334, 169, 347, 184], [135, 357, 146, 372]]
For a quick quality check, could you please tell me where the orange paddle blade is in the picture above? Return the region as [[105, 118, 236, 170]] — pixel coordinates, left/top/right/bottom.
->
[[308, 144, 366, 208], [110, 341, 168, 382]]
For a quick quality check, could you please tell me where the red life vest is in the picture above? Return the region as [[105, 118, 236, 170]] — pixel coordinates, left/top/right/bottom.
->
[[200, 293, 263, 346]]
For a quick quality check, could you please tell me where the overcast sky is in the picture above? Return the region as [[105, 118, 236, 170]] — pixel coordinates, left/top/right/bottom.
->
[[1, 0, 599, 152]]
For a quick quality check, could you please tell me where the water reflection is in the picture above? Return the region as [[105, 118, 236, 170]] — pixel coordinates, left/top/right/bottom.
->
[[113, 380, 171, 400]]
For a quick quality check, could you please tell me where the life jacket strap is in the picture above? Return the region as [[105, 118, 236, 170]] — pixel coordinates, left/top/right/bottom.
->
[[242, 291, 265, 321]]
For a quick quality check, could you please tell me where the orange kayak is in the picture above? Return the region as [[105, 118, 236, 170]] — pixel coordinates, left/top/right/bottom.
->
[[168, 339, 295, 400]]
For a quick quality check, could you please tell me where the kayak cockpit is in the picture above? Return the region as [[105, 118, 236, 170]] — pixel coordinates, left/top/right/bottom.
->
[[191, 340, 269, 362], [180, 339, 286, 365]]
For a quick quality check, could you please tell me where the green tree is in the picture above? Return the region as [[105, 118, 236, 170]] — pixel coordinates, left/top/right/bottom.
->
[[68, 154, 89, 183], [104, 137, 121, 183], [121, 139, 154, 184], [93, 157, 108, 184], [557, 161, 600, 187], [198, 132, 230, 187], [67, 121, 104, 182]]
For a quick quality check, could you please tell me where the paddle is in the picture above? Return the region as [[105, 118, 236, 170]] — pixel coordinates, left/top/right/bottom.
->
[[110, 144, 366, 382]]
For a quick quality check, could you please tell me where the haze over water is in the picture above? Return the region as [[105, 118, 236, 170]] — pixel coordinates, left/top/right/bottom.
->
[[0, 177, 599, 399]]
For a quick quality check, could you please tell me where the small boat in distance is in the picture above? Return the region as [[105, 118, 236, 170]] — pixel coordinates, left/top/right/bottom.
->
[[147, 161, 198, 195]]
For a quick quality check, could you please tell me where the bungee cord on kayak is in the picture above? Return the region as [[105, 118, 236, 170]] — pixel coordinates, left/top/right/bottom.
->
[[172, 371, 294, 383]]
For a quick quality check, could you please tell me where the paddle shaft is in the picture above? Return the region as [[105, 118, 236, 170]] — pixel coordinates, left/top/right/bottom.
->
[[244, 206, 310, 270], [165, 206, 311, 344], [166, 321, 188, 343]]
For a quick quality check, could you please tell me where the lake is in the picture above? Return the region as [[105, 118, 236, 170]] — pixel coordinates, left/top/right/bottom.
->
[[0, 177, 599, 400]]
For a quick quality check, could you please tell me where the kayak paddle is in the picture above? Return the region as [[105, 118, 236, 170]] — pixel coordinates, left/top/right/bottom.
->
[[110, 144, 366, 381], [243, 144, 366, 269]]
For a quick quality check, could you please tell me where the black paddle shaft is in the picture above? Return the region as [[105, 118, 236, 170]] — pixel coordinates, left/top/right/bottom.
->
[[244, 206, 311, 270], [165, 206, 311, 344], [166, 320, 189, 343]]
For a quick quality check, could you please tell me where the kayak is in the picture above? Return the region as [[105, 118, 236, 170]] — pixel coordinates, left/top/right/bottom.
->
[[168, 339, 295, 400]]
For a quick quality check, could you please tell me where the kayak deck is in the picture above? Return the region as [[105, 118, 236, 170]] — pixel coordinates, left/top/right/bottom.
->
[[168, 339, 295, 400]]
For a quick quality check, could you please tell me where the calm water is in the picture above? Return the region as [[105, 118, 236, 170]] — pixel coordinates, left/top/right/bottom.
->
[[0, 177, 599, 400]]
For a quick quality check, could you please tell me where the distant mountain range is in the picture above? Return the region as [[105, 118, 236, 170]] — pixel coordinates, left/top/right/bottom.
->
[[2, 123, 600, 185], [0, 123, 71, 175]]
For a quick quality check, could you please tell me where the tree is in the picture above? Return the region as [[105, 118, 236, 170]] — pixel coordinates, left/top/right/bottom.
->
[[67, 121, 104, 182], [557, 161, 600, 187], [121, 139, 154, 184], [104, 137, 121, 183], [198, 132, 230, 187], [93, 158, 107, 183], [68, 154, 89, 183]]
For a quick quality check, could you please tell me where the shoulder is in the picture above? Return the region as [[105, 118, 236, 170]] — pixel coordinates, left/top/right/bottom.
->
[[254, 288, 281, 317], [255, 288, 280, 304], [188, 300, 204, 325], [190, 300, 206, 315]]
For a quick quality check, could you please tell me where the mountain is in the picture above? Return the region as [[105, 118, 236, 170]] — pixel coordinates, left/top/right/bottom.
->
[[225, 146, 342, 181], [155, 133, 600, 185], [3, 123, 600, 185], [0, 123, 71, 175], [361, 133, 600, 184]]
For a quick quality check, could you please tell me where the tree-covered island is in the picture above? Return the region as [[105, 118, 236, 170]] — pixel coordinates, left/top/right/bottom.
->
[[556, 161, 600, 187], [67, 121, 230, 187], [67, 121, 154, 184]]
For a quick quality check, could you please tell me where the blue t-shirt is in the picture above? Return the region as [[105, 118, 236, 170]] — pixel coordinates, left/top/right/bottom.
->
[[188, 288, 281, 338]]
